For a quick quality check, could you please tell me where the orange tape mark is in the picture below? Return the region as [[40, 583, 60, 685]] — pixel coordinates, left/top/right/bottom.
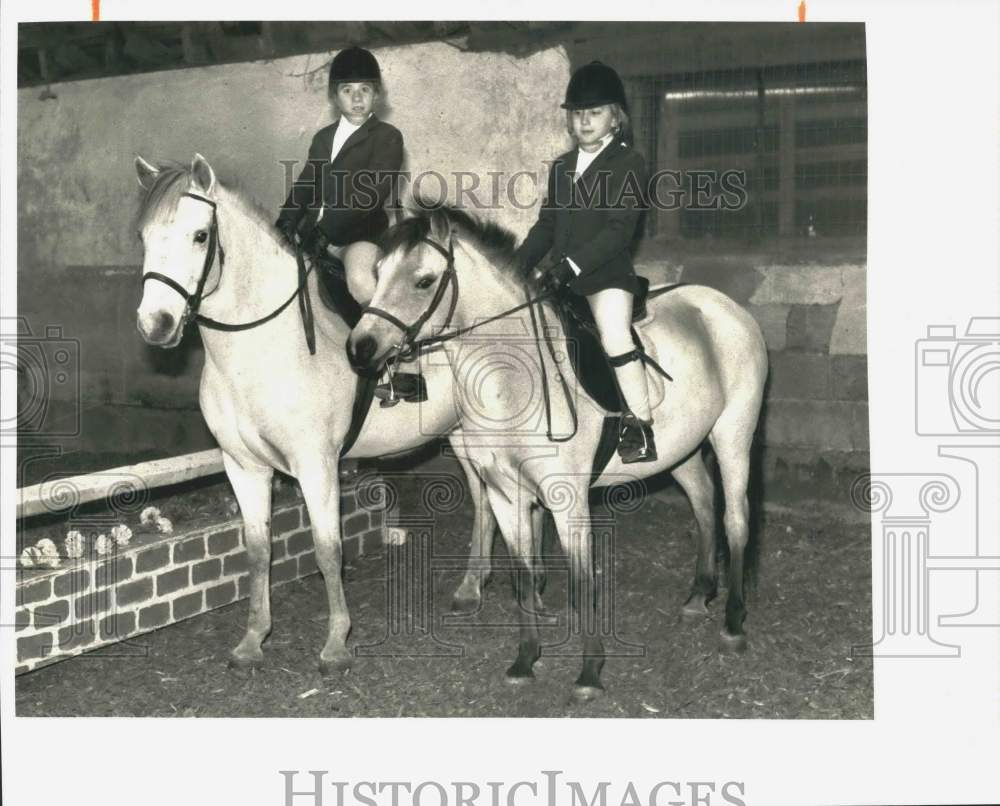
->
[[92, 0, 100, 21], [798, 1, 806, 22]]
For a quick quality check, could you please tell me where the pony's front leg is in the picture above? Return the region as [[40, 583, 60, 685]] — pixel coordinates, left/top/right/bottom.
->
[[449, 434, 498, 612], [222, 454, 274, 671], [487, 491, 541, 683], [297, 461, 352, 675], [549, 494, 606, 702]]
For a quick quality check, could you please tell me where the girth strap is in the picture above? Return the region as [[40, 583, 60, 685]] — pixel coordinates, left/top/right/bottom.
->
[[607, 346, 673, 382]]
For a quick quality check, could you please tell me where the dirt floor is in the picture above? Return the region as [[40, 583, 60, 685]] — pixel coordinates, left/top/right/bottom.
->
[[16, 461, 873, 719]]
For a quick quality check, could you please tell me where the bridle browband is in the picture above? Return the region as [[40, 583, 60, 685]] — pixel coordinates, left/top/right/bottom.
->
[[142, 191, 318, 353]]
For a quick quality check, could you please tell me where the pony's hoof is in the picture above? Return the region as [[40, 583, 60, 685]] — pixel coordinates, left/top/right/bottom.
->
[[504, 672, 536, 687], [451, 595, 481, 614], [719, 631, 748, 654], [570, 684, 605, 704], [227, 652, 263, 673], [319, 654, 353, 676], [680, 603, 710, 622]]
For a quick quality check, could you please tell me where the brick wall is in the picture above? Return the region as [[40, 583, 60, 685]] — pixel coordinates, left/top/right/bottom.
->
[[15, 481, 385, 675]]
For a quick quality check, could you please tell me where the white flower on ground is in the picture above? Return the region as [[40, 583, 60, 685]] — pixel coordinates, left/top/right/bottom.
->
[[94, 534, 113, 556], [155, 517, 173, 534], [35, 538, 62, 568], [64, 530, 85, 559], [111, 524, 133, 546], [140, 506, 161, 525], [20, 546, 41, 568]]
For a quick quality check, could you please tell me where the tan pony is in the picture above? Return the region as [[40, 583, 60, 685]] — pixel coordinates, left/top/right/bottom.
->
[[133, 155, 499, 674], [347, 206, 768, 701]]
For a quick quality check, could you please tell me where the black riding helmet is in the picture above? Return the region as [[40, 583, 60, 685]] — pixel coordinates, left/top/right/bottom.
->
[[329, 46, 381, 89], [561, 60, 628, 112]]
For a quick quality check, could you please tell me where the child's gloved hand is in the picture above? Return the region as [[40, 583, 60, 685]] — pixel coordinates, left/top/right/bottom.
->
[[534, 259, 575, 293], [275, 217, 298, 249]]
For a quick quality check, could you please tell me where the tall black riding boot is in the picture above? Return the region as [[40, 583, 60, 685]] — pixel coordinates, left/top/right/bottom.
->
[[607, 349, 657, 464]]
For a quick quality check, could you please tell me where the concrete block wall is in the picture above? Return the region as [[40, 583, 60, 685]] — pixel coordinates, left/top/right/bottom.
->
[[636, 251, 869, 500], [15, 480, 385, 674]]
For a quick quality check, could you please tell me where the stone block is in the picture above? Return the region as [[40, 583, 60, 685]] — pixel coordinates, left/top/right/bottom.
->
[[785, 303, 840, 352], [173, 591, 203, 620], [831, 355, 869, 401], [768, 351, 831, 400], [135, 545, 170, 574], [762, 399, 855, 451]]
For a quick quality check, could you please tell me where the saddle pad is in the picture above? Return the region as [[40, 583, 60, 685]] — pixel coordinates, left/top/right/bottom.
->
[[590, 415, 621, 486], [554, 281, 685, 414]]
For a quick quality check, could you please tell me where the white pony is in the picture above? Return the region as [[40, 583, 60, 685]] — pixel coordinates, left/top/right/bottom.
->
[[134, 155, 500, 674]]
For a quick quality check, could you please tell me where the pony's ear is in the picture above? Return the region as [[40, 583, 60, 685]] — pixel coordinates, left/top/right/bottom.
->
[[135, 155, 160, 190], [427, 206, 452, 246], [190, 153, 217, 195]]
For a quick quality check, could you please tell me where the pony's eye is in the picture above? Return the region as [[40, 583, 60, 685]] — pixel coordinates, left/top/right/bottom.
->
[[194, 230, 209, 244], [415, 276, 436, 290]]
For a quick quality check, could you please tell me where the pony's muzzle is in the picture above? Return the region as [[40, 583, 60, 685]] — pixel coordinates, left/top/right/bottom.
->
[[136, 309, 180, 347], [347, 332, 379, 371]]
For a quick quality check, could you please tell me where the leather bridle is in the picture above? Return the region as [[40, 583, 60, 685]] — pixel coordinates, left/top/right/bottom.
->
[[356, 234, 580, 441], [141, 191, 318, 352], [142, 192, 226, 331], [360, 236, 459, 361]]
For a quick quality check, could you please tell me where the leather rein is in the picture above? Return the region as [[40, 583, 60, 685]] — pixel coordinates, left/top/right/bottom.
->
[[359, 236, 578, 441], [142, 191, 318, 353]]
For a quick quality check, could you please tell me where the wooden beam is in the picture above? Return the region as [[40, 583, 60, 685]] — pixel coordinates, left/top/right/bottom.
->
[[17, 449, 225, 519], [656, 99, 683, 241], [778, 95, 797, 235]]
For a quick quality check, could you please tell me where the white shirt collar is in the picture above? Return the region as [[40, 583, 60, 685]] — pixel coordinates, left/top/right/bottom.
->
[[578, 132, 615, 156], [337, 113, 369, 134], [574, 133, 616, 179]]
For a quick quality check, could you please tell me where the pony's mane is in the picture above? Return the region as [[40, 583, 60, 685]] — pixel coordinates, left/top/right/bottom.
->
[[137, 161, 288, 251], [379, 203, 534, 287]]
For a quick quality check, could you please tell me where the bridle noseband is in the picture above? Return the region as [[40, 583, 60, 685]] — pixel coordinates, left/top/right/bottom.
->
[[142, 191, 225, 331], [360, 236, 458, 361]]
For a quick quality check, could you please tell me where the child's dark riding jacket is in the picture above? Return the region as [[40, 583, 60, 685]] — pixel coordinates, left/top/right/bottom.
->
[[515, 138, 647, 297], [278, 115, 403, 247]]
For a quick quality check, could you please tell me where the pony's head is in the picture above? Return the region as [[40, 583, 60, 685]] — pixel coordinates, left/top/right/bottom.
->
[[134, 154, 220, 347], [346, 203, 520, 372]]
